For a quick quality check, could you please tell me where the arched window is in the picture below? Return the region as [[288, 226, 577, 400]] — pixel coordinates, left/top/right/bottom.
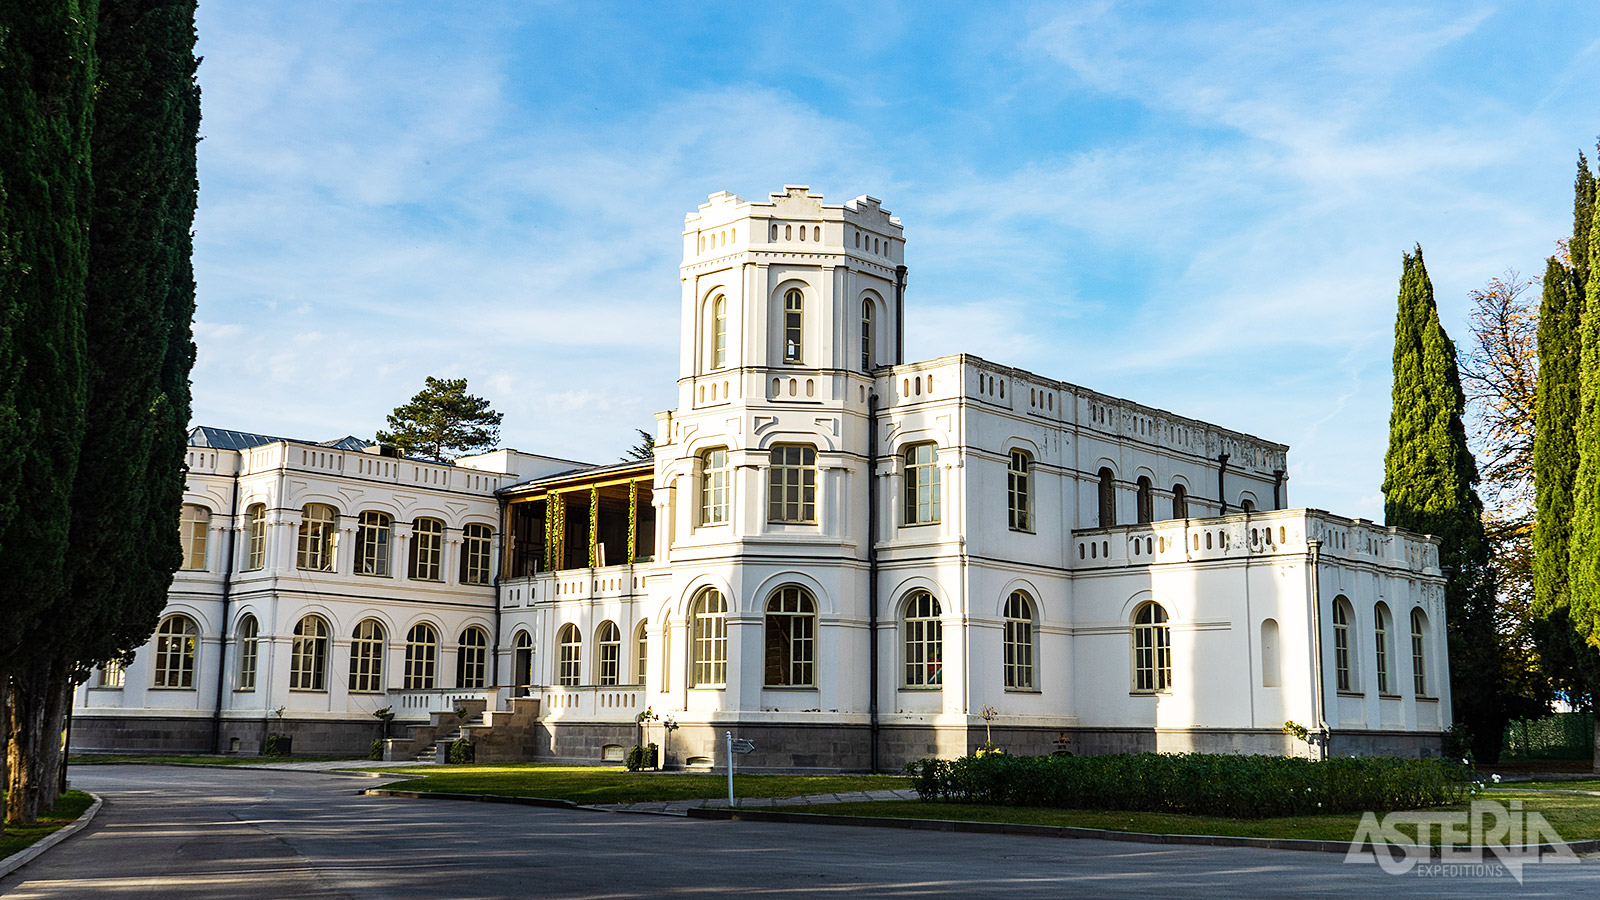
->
[[458, 626, 489, 688], [634, 619, 649, 685], [290, 615, 329, 691], [100, 658, 125, 688], [297, 503, 338, 572], [409, 518, 445, 581], [404, 623, 438, 690], [355, 511, 392, 576], [1132, 602, 1170, 692], [349, 619, 386, 693], [903, 590, 943, 687], [861, 300, 874, 371], [1097, 468, 1117, 528], [783, 288, 804, 363], [904, 443, 940, 525], [236, 614, 259, 691], [1260, 617, 1280, 687], [1332, 598, 1354, 692], [245, 504, 266, 571], [180, 505, 210, 571], [1136, 477, 1153, 525], [595, 621, 622, 686], [558, 623, 581, 686], [768, 444, 816, 524], [1172, 483, 1188, 519], [153, 614, 198, 688], [1241, 498, 1256, 513], [710, 294, 728, 369], [764, 587, 816, 687], [512, 630, 534, 689], [1007, 450, 1031, 531], [1411, 609, 1429, 696], [1004, 591, 1036, 690], [700, 447, 729, 525], [1374, 603, 1393, 695], [461, 523, 493, 585], [691, 588, 727, 687]]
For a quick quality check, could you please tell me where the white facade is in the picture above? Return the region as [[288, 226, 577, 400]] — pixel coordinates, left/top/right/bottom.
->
[[76, 187, 1451, 767]]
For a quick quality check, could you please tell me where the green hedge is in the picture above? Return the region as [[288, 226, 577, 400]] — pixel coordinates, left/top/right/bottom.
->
[[904, 753, 1469, 818]]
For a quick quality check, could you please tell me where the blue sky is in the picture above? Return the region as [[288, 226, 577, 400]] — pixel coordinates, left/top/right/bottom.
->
[[191, 2, 1600, 520]]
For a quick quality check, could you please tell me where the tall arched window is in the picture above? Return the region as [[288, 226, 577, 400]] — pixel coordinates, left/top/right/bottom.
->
[[1136, 476, 1153, 525], [700, 447, 729, 525], [558, 623, 581, 686], [764, 587, 816, 687], [236, 614, 259, 691], [180, 505, 210, 571], [1172, 483, 1188, 519], [290, 615, 329, 691], [634, 619, 649, 685], [1007, 450, 1031, 532], [404, 623, 438, 690], [1374, 603, 1393, 695], [691, 588, 728, 687], [1097, 468, 1117, 527], [1332, 597, 1354, 692], [458, 626, 488, 688], [1132, 602, 1170, 692], [861, 300, 874, 371], [355, 511, 392, 576], [595, 621, 622, 686], [1240, 498, 1256, 513], [768, 444, 816, 524], [1411, 609, 1429, 696], [409, 518, 444, 581], [245, 504, 266, 571], [710, 294, 728, 369], [297, 503, 338, 572], [512, 630, 534, 690], [1003, 591, 1036, 690], [903, 591, 943, 688], [349, 619, 386, 693], [153, 615, 198, 688], [783, 288, 804, 363], [461, 524, 493, 585], [904, 443, 940, 525]]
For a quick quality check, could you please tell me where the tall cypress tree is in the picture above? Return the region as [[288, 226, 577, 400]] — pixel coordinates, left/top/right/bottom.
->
[[1383, 246, 1501, 760], [1573, 150, 1595, 289], [1571, 185, 1600, 649], [0, 0, 96, 826]]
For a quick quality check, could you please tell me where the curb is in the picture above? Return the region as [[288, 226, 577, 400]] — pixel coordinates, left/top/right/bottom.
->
[[72, 761, 396, 778], [362, 788, 582, 810], [684, 807, 1600, 857], [0, 793, 104, 879]]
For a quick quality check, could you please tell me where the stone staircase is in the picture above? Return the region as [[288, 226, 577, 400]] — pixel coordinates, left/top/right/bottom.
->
[[382, 696, 542, 763]]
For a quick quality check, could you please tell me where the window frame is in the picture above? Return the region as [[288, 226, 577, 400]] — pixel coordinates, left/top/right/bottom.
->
[[767, 444, 817, 524], [1097, 468, 1117, 528], [1375, 603, 1393, 696], [903, 443, 941, 526], [1332, 598, 1355, 693], [1172, 483, 1188, 519], [902, 590, 943, 689], [512, 629, 534, 688], [461, 523, 493, 586], [355, 511, 392, 577], [1411, 608, 1429, 697], [861, 299, 874, 371], [180, 504, 210, 571], [409, 517, 445, 582], [783, 288, 804, 363], [558, 623, 581, 687], [290, 615, 329, 692], [595, 621, 622, 686], [700, 447, 730, 526], [1131, 602, 1171, 693], [710, 293, 728, 369], [297, 504, 338, 572], [245, 503, 266, 571], [404, 622, 439, 690], [349, 619, 386, 694], [457, 626, 489, 689], [152, 614, 198, 689], [1003, 591, 1037, 691], [690, 588, 728, 688], [1135, 476, 1153, 525], [1007, 449, 1031, 532], [764, 587, 817, 688], [634, 619, 649, 686], [236, 614, 259, 692]]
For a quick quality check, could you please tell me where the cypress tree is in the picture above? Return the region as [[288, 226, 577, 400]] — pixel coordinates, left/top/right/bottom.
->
[[1571, 185, 1600, 646], [1573, 150, 1595, 289], [1383, 246, 1501, 760], [0, 0, 96, 826]]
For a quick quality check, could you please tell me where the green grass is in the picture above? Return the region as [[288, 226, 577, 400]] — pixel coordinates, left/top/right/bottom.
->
[[1491, 780, 1600, 792], [0, 791, 94, 859], [794, 790, 1600, 846], [69, 754, 365, 766], [370, 763, 908, 804]]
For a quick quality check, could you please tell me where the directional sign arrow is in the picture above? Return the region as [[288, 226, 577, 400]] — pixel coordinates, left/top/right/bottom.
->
[[730, 738, 756, 754]]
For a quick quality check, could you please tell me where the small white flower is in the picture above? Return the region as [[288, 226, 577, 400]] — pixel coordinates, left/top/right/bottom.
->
[[1492, 774, 1501, 783]]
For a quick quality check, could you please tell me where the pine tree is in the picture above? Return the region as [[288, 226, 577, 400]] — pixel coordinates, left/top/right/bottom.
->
[[1383, 246, 1501, 760], [377, 376, 503, 461], [0, 0, 96, 826]]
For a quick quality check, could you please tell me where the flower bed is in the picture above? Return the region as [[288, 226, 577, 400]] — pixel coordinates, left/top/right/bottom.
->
[[904, 752, 1470, 818]]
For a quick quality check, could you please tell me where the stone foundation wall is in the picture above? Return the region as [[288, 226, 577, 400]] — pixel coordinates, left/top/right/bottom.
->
[[71, 715, 382, 757]]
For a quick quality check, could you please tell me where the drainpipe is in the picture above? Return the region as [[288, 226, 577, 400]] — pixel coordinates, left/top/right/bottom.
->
[[1272, 469, 1285, 511], [1216, 452, 1230, 515], [211, 464, 243, 753], [894, 266, 907, 365], [867, 391, 881, 773], [1307, 539, 1328, 759]]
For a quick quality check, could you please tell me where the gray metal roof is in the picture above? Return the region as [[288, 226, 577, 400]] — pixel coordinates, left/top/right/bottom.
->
[[186, 426, 291, 451]]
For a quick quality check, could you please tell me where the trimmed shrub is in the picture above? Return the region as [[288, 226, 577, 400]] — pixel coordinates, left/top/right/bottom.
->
[[626, 742, 660, 771], [448, 738, 475, 764], [903, 752, 1470, 818]]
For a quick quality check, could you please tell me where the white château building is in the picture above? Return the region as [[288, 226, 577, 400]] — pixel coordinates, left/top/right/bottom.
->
[[72, 187, 1451, 769]]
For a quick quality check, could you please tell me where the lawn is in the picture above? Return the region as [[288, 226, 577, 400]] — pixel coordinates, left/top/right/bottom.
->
[[0, 791, 94, 859], [794, 790, 1600, 846], [69, 754, 366, 766], [370, 763, 908, 805]]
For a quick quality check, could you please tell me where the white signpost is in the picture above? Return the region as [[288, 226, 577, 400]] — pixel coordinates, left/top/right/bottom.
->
[[726, 731, 755, 806]]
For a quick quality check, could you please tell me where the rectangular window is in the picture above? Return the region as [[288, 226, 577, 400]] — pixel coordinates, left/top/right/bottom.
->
[[1375, 615, 1391, 694], [1412, 613, 1428, 696], [767, 444, 816, 524], [246, 505, 266, 570], [700, 448, 729, 525], [297, 505, 337, 572], [1007, 450, 1030, 531], [356, 511, 391, 576], [904, 443, 940, 525], [410, 518, 444, 581], [712, 295, 727, 368], [100, 659, 125, 689], [783, 289, 803, 362], [181, 505, 209, 571], [461, 524, 493, 585]]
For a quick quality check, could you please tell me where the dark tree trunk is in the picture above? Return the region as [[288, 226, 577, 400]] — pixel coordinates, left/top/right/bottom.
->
[[6, 666, 52, 826]]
